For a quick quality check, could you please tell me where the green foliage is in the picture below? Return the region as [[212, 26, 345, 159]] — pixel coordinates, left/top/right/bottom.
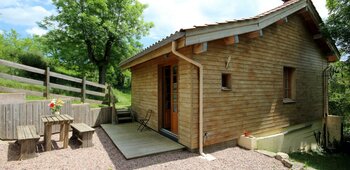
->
[[324, 0, 350, 54], [106, 66, 131, 89], [17, 53, 48, 81], [18, 53, 47, 69], [329, 61, 350, 133], [40, 0, 153, 84], [0, 29, 44, 62], [112, 88, 131, 109], [26, 95, 46, 101], [290, 151, 350, 170]]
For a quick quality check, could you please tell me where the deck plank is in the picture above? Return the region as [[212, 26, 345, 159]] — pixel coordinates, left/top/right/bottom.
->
[[101, 123, 184, 159]]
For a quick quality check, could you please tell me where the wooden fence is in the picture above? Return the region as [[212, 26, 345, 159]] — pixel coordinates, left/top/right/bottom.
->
[[0, 59, 110, 104], [0, 100, 112, 140]]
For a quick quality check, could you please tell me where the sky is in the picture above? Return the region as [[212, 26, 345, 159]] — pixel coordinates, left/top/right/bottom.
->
[[0, 0, 329, 48]]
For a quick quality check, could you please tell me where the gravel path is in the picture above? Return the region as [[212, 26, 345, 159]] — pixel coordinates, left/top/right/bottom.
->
[[0, 127, 287, 170]]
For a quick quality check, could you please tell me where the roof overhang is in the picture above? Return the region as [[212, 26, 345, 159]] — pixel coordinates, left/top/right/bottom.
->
[[119, 0, 340, 69], [119, 32, 185, 69], [184, 0, 308, 45]]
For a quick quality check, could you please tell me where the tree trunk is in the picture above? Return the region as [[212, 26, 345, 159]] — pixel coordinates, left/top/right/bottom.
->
[[98, 65, 107, 85]]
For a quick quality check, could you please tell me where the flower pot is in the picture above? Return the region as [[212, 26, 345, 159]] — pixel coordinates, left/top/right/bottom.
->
[[54, 111, 60, 116]]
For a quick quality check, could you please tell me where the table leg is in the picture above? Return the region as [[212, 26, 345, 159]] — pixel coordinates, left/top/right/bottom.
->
[[63, 123, 69, 148], [59, 124, 64, 141], [44, 124, 52, 151]]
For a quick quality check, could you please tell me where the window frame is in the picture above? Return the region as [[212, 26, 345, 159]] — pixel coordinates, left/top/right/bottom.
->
[[221, 73, 232, 91], [283, 66, 296, 103]]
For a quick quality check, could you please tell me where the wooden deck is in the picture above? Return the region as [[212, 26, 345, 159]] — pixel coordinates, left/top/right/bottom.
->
[[101, 123, 184, 159]]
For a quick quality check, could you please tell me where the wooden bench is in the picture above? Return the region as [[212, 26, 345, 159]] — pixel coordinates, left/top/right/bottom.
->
[[70, 123, 95, 148], [17, 125, 40, 160]]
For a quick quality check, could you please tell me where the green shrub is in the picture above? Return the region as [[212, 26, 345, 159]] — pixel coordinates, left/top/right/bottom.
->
[[18, 52, 47, 69], [17, 52, 47, 80]]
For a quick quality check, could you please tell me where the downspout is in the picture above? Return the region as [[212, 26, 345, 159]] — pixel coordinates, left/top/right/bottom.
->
[[323, 65, 331, 147], [171, 41, 206, 157]]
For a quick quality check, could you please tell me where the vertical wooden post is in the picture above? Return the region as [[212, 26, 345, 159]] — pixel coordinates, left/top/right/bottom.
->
[[44, 123, 52, 151], [63, 122, 69, 149], [81, 76, 86, 103], [45, 67, 50, 99], [107, 85, 112, 106], [59, 124, 64, 141], [111, 96, 116, 124]]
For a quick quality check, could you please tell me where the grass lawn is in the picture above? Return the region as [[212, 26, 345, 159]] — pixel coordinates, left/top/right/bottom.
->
[[290, 152, 350, 170], [26, 95, 46, 100], [0, 77, 45, 92], [113, 88, 131, 109]]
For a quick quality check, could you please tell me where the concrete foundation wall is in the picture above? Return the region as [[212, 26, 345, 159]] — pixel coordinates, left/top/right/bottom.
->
[[255, 120, 322, 153]]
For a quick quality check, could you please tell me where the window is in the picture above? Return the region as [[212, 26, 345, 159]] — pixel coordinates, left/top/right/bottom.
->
[[221, 73, 232, 91], [283, 67, 296, 102]]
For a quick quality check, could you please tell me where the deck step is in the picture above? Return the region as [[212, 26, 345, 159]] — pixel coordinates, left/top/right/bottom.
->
[[117, 111, 130, 115], [116, 109, 132, 123], [118, 117, 132, 121]]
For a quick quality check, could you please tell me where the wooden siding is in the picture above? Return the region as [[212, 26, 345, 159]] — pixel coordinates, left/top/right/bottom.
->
[[193, 14, 327, 147], [130, 14, 328, 150], [131, 47, 198, 149], [131, 59, 159, 130], [178, 48, 198, 148]]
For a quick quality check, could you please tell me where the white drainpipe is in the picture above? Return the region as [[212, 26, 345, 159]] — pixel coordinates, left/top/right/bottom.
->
[[323, 65, 331, 147], [171, 41, 211, 159]]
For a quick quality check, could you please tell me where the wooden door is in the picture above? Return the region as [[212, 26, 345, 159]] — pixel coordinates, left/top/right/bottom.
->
[[171, 65, 178, 134], [162, 66, 171, 129], [161, 64, 178, 135]]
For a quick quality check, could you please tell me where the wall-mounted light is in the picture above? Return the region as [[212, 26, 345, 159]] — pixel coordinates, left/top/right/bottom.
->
[[225, 56, 232, 69]]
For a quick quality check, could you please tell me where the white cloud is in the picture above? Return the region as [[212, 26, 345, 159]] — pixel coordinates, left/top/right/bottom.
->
[[26, 26, 47, 36], [139, 0, 283, 46], [0, 30, 4, 35], [140, 0, 329, 47], [0, 5, 52, 26]]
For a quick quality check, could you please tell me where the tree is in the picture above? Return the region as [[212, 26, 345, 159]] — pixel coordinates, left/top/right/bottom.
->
[[324, 0, 350, 55], [40, 0, 153, 84], [0, 29, 44, 61], [328, 61, 350, 134]]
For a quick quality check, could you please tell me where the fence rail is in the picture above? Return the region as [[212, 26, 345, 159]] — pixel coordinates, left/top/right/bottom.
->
[[0, 59, 110, 104]]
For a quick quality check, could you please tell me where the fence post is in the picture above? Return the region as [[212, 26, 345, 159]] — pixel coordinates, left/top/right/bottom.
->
[[81, 76, 86, 103], [45, 67, 50, 99], [107, 85, 112, 106], [111, 96, 116, 124]]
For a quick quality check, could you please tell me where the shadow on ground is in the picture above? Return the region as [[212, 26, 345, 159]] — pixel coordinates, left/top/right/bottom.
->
[[7, 138, 81, 161], [7, 142, 19, 161]]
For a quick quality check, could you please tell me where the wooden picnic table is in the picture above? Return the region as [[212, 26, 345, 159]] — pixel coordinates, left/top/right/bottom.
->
[[41, 114, 74, 151]]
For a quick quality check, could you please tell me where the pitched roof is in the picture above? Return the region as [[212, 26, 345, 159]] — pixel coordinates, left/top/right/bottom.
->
[[182, 0, 300, 31], [120, 0, 339, 69]]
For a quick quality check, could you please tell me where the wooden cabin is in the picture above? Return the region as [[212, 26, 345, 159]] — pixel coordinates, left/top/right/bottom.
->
[[119, 0, 339, 151]]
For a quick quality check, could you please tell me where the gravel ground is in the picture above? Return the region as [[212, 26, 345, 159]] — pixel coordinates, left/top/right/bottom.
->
[[0, 127, 287, 170]]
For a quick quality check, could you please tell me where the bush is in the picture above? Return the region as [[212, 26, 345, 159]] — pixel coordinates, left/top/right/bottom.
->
[[18, 52, 47, 69], [17, 52, 48, 80]]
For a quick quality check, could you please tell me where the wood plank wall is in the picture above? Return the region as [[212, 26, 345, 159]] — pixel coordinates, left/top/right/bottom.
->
[[131, 58, 160, 130], [131, 48, 198, 149], [194, 14, 327, 147], [0, 101, 111, 140], [130, 14, 328, 150]]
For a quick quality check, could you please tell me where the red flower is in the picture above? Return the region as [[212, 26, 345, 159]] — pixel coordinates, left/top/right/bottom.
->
[[243, 130, 251, 137], [49, 102, 55, 108]]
